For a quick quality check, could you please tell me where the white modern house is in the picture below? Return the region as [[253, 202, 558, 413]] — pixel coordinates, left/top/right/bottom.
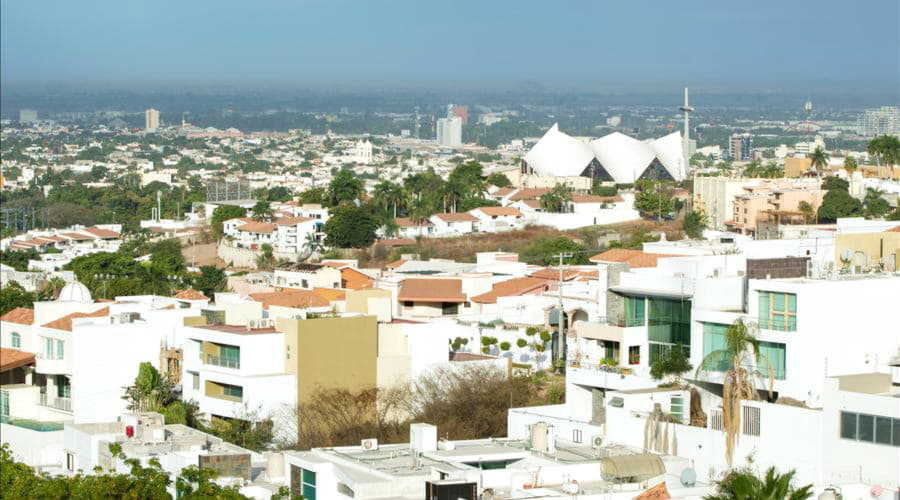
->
[[468, 206, 525, 232]]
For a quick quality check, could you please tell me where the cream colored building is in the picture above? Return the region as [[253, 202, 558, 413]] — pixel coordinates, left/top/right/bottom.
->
[[692, 176, 759, 230], [145, 108, 160, 131]]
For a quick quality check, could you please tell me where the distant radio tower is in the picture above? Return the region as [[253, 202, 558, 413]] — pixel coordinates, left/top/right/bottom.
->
[[679, 87, 694, 177], [803, 99, 813, 132], [414, 106, 420, 139]]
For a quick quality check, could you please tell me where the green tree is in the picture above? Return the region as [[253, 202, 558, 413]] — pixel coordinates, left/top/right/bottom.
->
[[211, 205, 248, 240], [539, 183, 573, 213], [123, 362, 175, 413], [251, 200, 273, 222], [704, 466, 813, 500], [325, 169, 363, 206], [683, 211, 708, 239], [797, 200, 815, 224], [696, 319, 775, 466], [649, 344, 692, 387], [191, 266, 227, 298], [323, 205, 378, 248], [486, 172, 512, 188], [0, 249, 39, 272], [0, 281, 37, 315], [863, 188, 891, 218], [298, 186, 326, 205], [843, 155, 858, 177], [821, 176, 849, 192], [808, 146, 830, 178], [520, 236, 587, 266], [634, 182, 675, 221], [817, 189, 863, 222], [867, 134, 900, 180]]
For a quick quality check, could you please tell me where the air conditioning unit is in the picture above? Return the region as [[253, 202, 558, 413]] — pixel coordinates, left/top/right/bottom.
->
[[361, 438, 378, 451], [591, 435, 603, 449]]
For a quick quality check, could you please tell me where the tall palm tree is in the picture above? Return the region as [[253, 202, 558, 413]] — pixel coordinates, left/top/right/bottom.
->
[[695, 318, 774, 467], [705, 466, 813, 500], [867, 135, 900, 180], [843, 155, 858, 178], [40, 277, 67, 300], [808, 146, 830, 180]]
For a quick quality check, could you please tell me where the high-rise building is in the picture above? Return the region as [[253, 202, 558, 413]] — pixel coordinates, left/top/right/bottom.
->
[[436, 117, 463, 147], [728, 133, 753, 161], [145, 108, 160, 131], [18, 109, 37, 124], [857, 106, 899, 137], [451, 105, 469, 125]]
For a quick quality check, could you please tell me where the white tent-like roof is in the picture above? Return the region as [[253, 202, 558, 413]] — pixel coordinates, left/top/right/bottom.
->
[[523, 123, 596, 177], [524, 125, 686, 182]]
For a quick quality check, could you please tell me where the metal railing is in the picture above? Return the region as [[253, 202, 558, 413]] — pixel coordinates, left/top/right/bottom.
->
[[205, 354, 240, 369], [39, 394, 72, 413]]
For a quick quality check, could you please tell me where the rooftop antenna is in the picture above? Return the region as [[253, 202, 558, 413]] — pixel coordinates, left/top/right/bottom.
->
[[679, 87, 694, 178]]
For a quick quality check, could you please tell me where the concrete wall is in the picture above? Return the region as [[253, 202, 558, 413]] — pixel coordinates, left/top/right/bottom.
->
[[346, 288, 393, 322], [1, 422, 65, 468]]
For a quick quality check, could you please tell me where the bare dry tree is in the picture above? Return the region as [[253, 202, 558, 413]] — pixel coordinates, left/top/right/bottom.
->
[[696, 318, 774, 467]]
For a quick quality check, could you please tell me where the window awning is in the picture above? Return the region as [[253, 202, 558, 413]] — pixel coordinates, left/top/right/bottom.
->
[[600, 454, 665, 481], [609, 286, 691, 300]]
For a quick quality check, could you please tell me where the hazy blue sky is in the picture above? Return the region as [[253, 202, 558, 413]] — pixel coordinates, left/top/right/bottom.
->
[[2, 0, 898, 86]]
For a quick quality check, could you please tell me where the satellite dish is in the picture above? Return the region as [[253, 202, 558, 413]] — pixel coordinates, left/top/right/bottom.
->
[[841, 249, 853, 262], [680, 468, 697, 487]]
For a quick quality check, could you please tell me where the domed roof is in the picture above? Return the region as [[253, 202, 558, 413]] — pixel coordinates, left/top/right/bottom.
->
[[57, 281, 93, 302]]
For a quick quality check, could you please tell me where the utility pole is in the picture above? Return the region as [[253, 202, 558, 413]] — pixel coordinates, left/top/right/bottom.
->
[[555, 252, 573, 371]]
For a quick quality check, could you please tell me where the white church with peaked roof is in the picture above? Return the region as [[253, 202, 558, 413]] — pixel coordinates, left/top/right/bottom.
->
[[521, 123, 687, 185]]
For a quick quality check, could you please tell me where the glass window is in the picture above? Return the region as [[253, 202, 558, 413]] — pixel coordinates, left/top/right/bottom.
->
[[56, 375, 71, 398], [628, 346, 640, 365], [56, 339, 64, 359], [623, 296, 645, 327], [191, 372, 199, 391], [301, 468, 316, 500], [757, 341, 786, 380], [11, 333, 21, 349], [670, 396, 684, 424], [223, 384, 243, 400], [893, 418, 900, 447], [45, 338, 53, 358], [220, 345, 240, 362], [875, 417, 892, 445], [758, 291, 797, 331], [0, 390, 9, 417], [702, 323, 732, 372], [840, 412, 857, 439], [648, 298, 691, 346], [857, 414, 875, 443]]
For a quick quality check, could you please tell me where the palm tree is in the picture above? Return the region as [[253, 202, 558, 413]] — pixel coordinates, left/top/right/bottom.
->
[[695, 318, 774, 467], [40, 277, 67, 300], [867, 135, 900, 180], [705, 466, 813, 500], [251, 200, 273, 222], [843, 155, 858, 178], [797, 201, 815, 224], [808, 146, 830, 180]]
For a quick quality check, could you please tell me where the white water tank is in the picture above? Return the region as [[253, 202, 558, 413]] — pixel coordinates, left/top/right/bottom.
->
[[410, 423, 437, 454], [530, 422, 556, 453]]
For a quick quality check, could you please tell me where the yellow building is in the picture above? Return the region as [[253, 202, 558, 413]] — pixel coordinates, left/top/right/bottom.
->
[[784, 157, 813, 178], [835, 228, 900, 271]]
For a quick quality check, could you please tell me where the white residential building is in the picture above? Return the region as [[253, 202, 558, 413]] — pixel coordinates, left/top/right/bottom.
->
[[436, 116, 462, 147]]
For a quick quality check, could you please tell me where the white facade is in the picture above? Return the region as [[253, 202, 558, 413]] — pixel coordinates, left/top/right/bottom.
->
[[436, 116, 462, 147]]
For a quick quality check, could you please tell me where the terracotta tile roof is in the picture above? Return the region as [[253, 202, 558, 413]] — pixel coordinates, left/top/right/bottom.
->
[[320, 261, 350, 269], [274, 216, 313, 225], [885, 225, 900, 233], [471, 277, 549, 304], [83, 226, 120, 239], [0, 348, 36, 371], [312, 287, 347, 301], [174, 288, 208, 300], [61, 232, 94, 241], [249, 289, 330, 309], [509, 188, 550, 201], [433, 212, 478, 223], [384, 259, 408, 270], [491, 187, 515, 197], [571, 194, 624, 203], [529, 268, 581, 281], [0, 307, 35, 326], [394, 217, 433, 228], [520, 199, 542, 209], [633, 482, 670, 500], [237, 221, 276, 234], [377, 238, 416, 247], [398, 278, 466, 303], [42, 307, 110, 332], [589, 248, 675, 268], [471, 207, 523, 217], [341, 268, 374, 290], [42, 235, 66, 242]]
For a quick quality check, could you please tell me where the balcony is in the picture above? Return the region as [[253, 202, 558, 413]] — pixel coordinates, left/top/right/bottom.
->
[[205, 354, 240, 370], [35, 353, 68, 375], [566, 360, 656, 392], [39, 393, 72, 413]]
